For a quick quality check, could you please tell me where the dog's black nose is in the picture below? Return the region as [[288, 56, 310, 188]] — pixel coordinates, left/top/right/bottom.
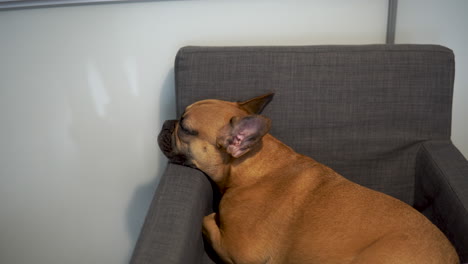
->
[[158, 120, 177, 157], [158, 120, 192, 166]]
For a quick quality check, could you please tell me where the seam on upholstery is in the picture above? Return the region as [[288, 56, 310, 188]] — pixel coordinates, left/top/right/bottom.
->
[[177, 46, 453, 56], [175, 50, 453, 68], [421, 142, 468, 214]]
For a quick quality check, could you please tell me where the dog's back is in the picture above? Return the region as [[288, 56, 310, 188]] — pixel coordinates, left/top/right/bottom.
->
[[219, 134, 458, 264]]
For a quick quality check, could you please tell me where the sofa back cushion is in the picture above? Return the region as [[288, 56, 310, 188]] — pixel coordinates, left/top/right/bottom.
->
[[174, 45, 454, 204]]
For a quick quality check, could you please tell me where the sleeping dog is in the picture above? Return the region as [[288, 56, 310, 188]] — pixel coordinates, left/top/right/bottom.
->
[[158, 93, 458, 264]]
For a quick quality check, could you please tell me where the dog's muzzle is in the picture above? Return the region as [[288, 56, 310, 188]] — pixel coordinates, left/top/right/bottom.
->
[[158, 120, 177, 156], [158, 120, 191, 166]]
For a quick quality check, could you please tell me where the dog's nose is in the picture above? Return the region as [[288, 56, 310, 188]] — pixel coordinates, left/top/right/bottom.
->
[[158, 120, 177, 157], [158, 120, 192, 166]]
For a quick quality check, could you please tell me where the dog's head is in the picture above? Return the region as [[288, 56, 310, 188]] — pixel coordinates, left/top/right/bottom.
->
[[158, 93, 274, 178]]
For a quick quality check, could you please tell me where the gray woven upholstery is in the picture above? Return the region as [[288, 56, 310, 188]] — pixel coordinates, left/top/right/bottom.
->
[[130, 164, 216, 264], [131, 45, 467, 263], [415, 140, 468, 261]]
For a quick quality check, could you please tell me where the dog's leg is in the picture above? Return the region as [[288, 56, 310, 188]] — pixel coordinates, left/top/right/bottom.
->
[[203, 213, 233, 264]]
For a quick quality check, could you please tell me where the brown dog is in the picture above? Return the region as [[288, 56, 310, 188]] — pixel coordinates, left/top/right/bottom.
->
[[158, 93, 458, 264]]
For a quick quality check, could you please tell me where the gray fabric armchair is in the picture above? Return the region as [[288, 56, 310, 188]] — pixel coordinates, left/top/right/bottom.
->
[[130, 45, 468, 263]]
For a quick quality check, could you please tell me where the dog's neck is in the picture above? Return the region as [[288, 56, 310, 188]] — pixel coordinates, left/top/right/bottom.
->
[[214, 134, 315, 192]]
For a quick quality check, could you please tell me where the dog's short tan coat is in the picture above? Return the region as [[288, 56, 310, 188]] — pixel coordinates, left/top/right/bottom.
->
[[158, 93, 458, 264]]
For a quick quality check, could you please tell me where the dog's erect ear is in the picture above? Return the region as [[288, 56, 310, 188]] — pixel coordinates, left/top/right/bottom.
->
[[238, 93, 274, 114], [218, 115, 271, 158]]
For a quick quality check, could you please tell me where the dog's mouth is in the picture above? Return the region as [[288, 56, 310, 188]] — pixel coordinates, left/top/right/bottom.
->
[[158, 120, 195, 167]]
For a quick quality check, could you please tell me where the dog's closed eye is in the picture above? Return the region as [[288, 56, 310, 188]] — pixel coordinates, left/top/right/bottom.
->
[[179, 117, 199, 136]]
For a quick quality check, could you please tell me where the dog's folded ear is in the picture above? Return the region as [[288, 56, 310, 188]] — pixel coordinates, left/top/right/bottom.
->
[[238, 93, 274, 114], [218, 115, 271, 158]]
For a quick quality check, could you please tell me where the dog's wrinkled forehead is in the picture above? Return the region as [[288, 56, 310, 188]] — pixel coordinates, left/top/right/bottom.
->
[[182, 99, 248, 130]]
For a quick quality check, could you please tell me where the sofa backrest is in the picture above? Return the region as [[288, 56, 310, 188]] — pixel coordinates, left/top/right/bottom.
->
[[174, 45, 455, 205]]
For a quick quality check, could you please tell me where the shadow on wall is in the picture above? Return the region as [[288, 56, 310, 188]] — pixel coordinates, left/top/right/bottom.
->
[[125, 68, 176, 254], [66, 56, 176, 262]]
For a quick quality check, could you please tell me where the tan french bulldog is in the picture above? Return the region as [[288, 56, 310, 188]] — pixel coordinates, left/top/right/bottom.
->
[[158, 93, 458, 264]]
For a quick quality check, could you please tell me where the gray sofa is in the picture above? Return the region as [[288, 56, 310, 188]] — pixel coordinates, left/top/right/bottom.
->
[[130, 45, 468, 263]]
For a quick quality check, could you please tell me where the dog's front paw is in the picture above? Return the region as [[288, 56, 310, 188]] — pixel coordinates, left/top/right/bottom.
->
[[202, 212, 217, 237]]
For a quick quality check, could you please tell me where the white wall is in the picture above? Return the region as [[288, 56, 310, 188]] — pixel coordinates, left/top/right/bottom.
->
[[0, 1, 396, 263], [396, 0, 468, 157]]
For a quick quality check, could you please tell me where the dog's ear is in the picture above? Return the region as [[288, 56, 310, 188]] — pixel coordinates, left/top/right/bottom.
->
[[218, 115, 271, 158], [238, 93, 274, 114]]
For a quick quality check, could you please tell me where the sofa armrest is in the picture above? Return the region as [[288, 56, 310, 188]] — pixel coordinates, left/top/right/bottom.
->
[[130, 163, 215, 264], [414, 140, 468, 262]]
